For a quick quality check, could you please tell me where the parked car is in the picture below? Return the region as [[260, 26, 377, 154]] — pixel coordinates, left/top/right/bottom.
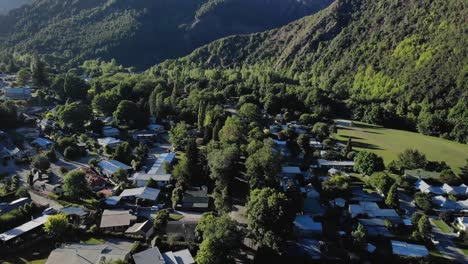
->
[[42, 207, 57, 215]]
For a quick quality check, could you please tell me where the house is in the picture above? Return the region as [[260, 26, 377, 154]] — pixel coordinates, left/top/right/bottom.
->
[[442, 183, 468, 196], [104, 196, 122, 206], [45, 239, 133, 264], [303, 197, 324, 216], [133, 247, 166, 264], [0, 215, 50, 244], [165, 221, 197, 242], [414, 179, 443, 195], [97, 137, 121, 148], [2, 87, 32, 100], [162, 249, 195, 264], [350, 187, 384, 202], [357, 219, 392, 237], [349, 202, 399, 218], [84, 169, 107, 191], [432, 196, 463, 211], [294, 215, 322, 236], [100, 210, 137, 232], [0, 131, 20, 160], [148, 153, 176, 175], [33, 181, 64, 196], [309, 138, 323, 149], [119, 187, 160, 202], [131, 153, 176, 187], [455, 217, 468, 231], [404, 169, 440, 180], [133, 130, 158, 142], [0, 197, 32, 215], [179, 186, 210, 211], [317, 159, 354, 169], [59, 206, 88, 226], [287, 239, 321, 260], [102, 126, 120, 137], [391, 240, 429, 258], [31, 137, 54, 149], [125, 220, 154, 238], [97, 160, 132, 177], [282, 166, 301, 178]]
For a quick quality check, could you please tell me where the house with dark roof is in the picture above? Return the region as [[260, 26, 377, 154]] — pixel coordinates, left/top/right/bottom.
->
[[125, 220, 154, 239], [179, 186, 210, 212], [97, 160, 132, 177], [100, 210, 137, 232]]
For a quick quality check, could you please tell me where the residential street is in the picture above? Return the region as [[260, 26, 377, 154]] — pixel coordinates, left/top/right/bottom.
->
[[430, 217, 468, 263]]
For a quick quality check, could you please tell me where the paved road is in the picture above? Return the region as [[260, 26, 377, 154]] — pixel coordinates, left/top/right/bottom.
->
[[430, 217, 468, 263]]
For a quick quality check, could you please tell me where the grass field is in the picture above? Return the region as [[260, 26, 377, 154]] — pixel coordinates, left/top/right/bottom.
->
[[432, 219, 451, 233], [334, 122, 468, 174]]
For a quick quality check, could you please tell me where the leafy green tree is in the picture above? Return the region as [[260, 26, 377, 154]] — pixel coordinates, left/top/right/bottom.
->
[[63, 72, 89, 100], [322, 175, 350, 198], [63, 170, 90, 199], [246, 188, 294, 250], [32, 155, 50, 172], [30, 55, 48, 86], [112, 142, 133, 164], [172, 187, 183, 209], [393, 149, 427, 171], [169, 122, 189, 150], [44, 214, 69, 237], [113, 168, 128, 183], [219, 116, 244, 144], [418, 215, 432, 237], [92, 90, 120, 116], [153, 209, 170, 232], [439, 169, 460, 185], [213, 186, 231, 214], [414, 192, 432, 212], [57, 102, 92, 131], [172, 157, 191, 185], [296, 134, 310, 153], [238, 103, 259, 122], [113, 100, 146, 128], [195, 215, 242, 264], [311, 122, 329, 141], [145, 178, 158, 188], [354, 151, 385, 175], [367, 172, 395, 195], [17, 68, 31, 86], [351, 223, 367, 249], [385, 183, 400, 208], [245, 142, 281, 189], [207, 144, 240, 186]]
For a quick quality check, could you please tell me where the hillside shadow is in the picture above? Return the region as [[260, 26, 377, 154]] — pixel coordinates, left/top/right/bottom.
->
[[337, 139, 383, 150], [340, 135, 364, 140], [362, 130, 382, 134]]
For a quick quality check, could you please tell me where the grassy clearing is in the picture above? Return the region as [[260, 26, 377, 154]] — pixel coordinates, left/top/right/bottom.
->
[[334, 121, 468, 173], [81, 237, 105, 244], [170, 214, 184, 221], [432, 219, 451, 233]]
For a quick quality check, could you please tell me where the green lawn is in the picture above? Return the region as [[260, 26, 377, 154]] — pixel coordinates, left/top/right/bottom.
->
[[170, 214, 185, 221], [81, 237, 105, 244], [461, 248, 468, 256], [335, 122, 468, 173], [432, 219, 451, 233]]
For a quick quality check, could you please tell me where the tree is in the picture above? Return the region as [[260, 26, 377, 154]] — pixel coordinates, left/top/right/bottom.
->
[[30, 55, 48, 86], [367, 172, 395, 195], [172, 157, 191, 185], [17, 68, 31, 86], [354, 151, 385, 176], [219, 116, 244, 144], [238, 103, 259, 122], [213, 186, 231, 214], [460, 159, 468, 182], [414, 192, 432, 212], [439, 169, 460, 185], [394, 149, 427, 171], [418, 215, 432, 237], [246, 188, 294, 250], [44, 214, 69, 237], [113, 169, 128, 183], [92, 90, 120, 116], [297, 134, 310, 154], [145, 178, 158, 188], [57, 102, 92, 131], [169, 122, 189, 150], [345, 138, 353, 154], [112, 142, 133, 164], [63, 72, 89, 100], [351, 223, 367, 249], [113, 100, 146, 128], [245, 142, 281, 189], [63, 170, 90, 199], [311, 122, 329, 141], [185, 138, 201, 183], [153, 209, 170, 231], [195, 214, 242, 264], [322, 175, 350, 197], [385, 183, 400, 208], [32, 155, 50, 172], [172, 187, 183, 208]]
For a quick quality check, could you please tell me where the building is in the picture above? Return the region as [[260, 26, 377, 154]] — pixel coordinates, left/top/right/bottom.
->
[[294, 215, 322, 236], [162, 249, 195, 264], [391, 240, 429, 258], [133, 130, 158, 142], [84, 169, 107, 191], [100, 210, 137, 232], [287, 239, 321, 260], [133, 247, 165, 264], [414, 179, 444, 195], [125, 220, 154, 239], [148, 124, 165, 132], [2, 87, 32, 100], [102, 126, 120, 137], [282, 166, 301, 178], [31, 137, 54, 149], [349, 202, 399, 218], [309, 138, 323, 149], [179, 186, 210, 211], [119, 187, 160, 202], [455, 217, 468, 231], [0, 215, 50, 244], [131, 153, 176, 187], [0, 197, 32, 215], [45, 239, 133, 264], [357, 218, 392, 237], [33, 181, 64, 196], [97, 137, 121, 148], [317, 159, 355, 169], [97, 160, 132, 177]]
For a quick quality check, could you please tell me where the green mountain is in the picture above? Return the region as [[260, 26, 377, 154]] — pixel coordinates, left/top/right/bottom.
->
[[0, 0, 31, 15], [0, 0, 332, 68], [163, 0, 467, 142]]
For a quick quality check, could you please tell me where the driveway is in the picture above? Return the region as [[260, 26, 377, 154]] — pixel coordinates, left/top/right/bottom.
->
[[430, 217, 468, 263], [173, 210, 203, 222]]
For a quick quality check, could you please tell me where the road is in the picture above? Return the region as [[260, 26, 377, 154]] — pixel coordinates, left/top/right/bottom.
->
[[430, 217, 468, 263]]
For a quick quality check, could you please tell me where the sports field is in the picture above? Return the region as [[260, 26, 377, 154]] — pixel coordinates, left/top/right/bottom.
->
[[334, 121, 468, 174]]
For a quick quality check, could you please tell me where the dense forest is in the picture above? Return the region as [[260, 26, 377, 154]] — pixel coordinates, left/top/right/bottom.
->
[[0, 0, 332, 69], [158, 0, 467, 142], [0, 0, 31, 15]]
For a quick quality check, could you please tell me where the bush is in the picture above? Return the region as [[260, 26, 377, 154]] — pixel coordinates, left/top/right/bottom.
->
[[64, 146, 80, 160]]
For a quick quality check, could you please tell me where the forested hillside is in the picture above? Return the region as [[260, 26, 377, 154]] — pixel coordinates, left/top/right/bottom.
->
[[0, 0, 31, 14], [0, 0, 332, 69], [160, 0, 467, 142]]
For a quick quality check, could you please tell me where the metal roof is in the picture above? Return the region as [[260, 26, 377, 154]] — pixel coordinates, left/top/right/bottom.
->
[[0, 215, 50, 242], [120, 187, 160, 201], [391, 240, 429, 257]]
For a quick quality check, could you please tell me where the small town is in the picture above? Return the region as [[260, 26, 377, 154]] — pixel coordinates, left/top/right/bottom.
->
[[0, 64, 467, 264]]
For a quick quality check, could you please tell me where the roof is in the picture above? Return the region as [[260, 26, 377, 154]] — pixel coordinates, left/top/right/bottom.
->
[[162, 249, 195, 264], [120, 187, 160, 201], [294, 215, 322, 232], [0, 215, 50, 242], [3, 87, 31, 94], [133, 247, 165, 264], [181, 187, 209, 209], [317, 159, 354, 167], [349, 202, 399, 218], [46, 240, 133, 264], [287, 239, 321, 259], [105, 196, 122, 206], [97, 137, 121, 147], [59, 206, 87, 217], [133, 173, 172, 182], [97, 160, 131, 175], [303, 197, 324, 215], [100, 210, 136, 228], [350, 187, 383, 202], [147, 153, 176, 175], [282, 166, 301, 175], [31, 137, 53, 147], [391, 240, 429, 257], [125, 220, 152, 234]]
